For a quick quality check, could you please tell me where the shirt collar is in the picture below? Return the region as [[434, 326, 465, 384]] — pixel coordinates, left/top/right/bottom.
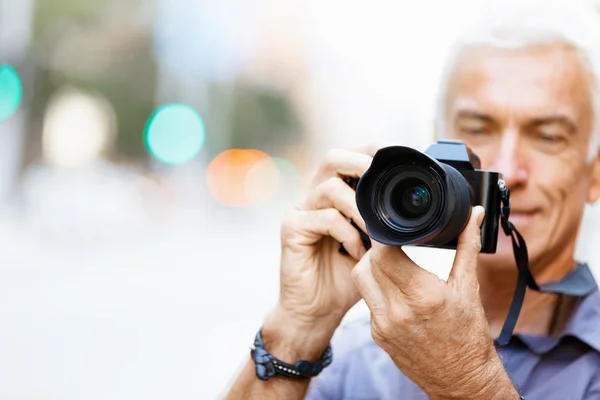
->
[[514, 282, 600, 355]]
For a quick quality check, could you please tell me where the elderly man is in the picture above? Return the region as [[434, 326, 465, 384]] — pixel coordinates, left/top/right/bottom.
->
[[226, 4, 600, 399]]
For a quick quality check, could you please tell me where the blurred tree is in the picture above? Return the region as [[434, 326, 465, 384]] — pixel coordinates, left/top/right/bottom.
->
[[229, 85, 302, 154], [25, 0, 306, 171], [201, 82, 303, 160], [24, 0, 157, 166]]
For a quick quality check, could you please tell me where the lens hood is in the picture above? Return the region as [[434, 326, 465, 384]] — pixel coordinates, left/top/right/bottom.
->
[[355, 146, 473, 247]]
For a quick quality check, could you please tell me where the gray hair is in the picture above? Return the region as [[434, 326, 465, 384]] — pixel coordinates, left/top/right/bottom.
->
[[435, 1, 600, 161]]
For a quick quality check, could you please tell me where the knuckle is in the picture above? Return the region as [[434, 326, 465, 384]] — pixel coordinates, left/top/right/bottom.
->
[[468, 235, 482, 252], [350, 265, 361, 282], [424, 296, 447, 317], [354, 142, 384, 156], [371, 317, 394, 343], [324, 148, 343, 165], [311, 149, 344, 184], [319, 176, 345, 195], [370, 317, 386, 335], [323, 208, 342, 224], [467, 243, 481, 256], [350, 261, 368, 283], [330, 176, 347, 189], [472, 280, 481, 295], [458, 237, 481, 253], [365, 142, 381, 154], [280, 210, 299, 237], [369, 248, 383, 266], [387, 306, 409, 326], [368, 250, 391, 273]]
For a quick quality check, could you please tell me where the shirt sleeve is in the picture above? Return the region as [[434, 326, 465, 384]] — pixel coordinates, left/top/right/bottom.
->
[[303, 319, 371, 400]]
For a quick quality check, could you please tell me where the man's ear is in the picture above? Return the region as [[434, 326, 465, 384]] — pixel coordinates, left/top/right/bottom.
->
[[587, 148, 600, 204]]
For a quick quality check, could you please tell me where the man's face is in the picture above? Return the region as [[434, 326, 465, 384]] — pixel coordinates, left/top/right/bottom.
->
[[443, 44, 600, 272]]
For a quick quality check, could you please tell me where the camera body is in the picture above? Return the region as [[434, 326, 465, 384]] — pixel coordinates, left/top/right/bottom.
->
[[348, 140, 503, 253]]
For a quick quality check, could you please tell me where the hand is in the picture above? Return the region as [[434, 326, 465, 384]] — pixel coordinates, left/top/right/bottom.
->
[[351, 206, 518, 399], [265, 144, 389, 354]]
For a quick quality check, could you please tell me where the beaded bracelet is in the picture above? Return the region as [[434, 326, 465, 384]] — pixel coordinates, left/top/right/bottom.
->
[[250, 329, 333, 381]]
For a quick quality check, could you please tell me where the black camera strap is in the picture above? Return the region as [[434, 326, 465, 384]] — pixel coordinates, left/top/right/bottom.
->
[[495, 182, 598, 346]]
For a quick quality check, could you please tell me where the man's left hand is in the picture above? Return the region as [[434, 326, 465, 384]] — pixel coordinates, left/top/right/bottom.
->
[[351, 206, 519, 400]]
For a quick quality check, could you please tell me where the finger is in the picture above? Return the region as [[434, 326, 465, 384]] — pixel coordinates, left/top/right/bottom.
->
[[300, 176, 367, 233], [351, 250, 387, 314], [447, 206, 486, 293], [282, 208, 366, 260], [351, 141, 394, 157], [369, 241, 425, 295], [313, 149, 373, 185], [368, 248, 409, 307]]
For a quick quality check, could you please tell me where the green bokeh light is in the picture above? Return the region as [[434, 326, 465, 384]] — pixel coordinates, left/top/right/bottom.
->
[[144, 103, 206, 164], [0, 65, 23, 121]]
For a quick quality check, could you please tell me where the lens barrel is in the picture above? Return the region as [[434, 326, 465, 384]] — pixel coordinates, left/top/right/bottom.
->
[[355, 146, 473, 247]]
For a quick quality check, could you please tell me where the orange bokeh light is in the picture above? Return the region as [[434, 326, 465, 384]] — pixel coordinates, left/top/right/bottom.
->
[[206, 149, 278, 207]]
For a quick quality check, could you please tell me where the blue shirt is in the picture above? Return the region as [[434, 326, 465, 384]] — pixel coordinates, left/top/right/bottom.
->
[[305, 289, 600, 399]]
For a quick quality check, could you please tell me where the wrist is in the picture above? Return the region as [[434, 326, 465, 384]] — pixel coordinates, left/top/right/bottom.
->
[[430, 354, 518, 400], [474, 358, 519, 400], [261, 306, 338, 362]]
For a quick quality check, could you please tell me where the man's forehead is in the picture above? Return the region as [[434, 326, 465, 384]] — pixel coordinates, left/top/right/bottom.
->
[[444, 44, 594, 121]]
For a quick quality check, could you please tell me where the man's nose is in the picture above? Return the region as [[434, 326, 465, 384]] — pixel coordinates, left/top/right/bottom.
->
[[489, 132, 529, 189]]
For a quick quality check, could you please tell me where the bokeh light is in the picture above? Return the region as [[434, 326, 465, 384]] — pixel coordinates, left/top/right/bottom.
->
[[207, 149, 274, 207], [270, 156, 302, 196], [144, 103, 206, 165], [207, 150, 303, 208], [244, 157, 280, 206], [42, 87, 117, 167], [0, 65, 23, 121]]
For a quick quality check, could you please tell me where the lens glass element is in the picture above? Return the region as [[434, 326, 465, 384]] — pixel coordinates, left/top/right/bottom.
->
[[374, 166, 443, 232], [391, 179, 432, 219]]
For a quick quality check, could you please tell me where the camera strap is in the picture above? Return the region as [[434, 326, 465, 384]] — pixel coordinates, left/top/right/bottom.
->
[[495, 183, 598, 346]]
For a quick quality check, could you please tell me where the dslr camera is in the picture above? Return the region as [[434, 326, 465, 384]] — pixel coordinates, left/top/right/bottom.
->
[[347, 140, 506, 254]]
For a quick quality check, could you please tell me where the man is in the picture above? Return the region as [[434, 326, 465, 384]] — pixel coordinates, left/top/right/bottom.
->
[[226, 3, 600, 399]]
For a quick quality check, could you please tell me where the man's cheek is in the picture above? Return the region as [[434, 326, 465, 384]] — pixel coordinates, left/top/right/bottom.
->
[[531, 158, 580, 196], [550, 170, 588, 202]]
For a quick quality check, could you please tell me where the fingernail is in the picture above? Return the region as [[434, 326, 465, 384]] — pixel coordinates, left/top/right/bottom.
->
[[476, 207, 485, 227]]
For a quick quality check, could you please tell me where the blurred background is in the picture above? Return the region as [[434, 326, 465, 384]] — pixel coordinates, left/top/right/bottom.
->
[[1, 0, 600, 399]]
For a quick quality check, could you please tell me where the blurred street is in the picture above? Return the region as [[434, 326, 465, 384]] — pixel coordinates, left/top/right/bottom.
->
[[0, 168, 289, 399], [0, 181, 459, 399], [0, 167, 597, 399], [1, 0, 600, 399]]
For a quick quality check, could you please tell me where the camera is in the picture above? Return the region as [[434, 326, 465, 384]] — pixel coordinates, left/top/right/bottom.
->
[[347, 140, 504, 254]]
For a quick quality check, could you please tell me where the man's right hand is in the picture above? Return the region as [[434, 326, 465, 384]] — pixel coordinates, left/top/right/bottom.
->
[[262, 143, 385, 359], [225, 144, 388, 400]]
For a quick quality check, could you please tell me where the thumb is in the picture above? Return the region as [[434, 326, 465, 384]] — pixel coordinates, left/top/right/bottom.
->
[[448, 206, 485, 293]]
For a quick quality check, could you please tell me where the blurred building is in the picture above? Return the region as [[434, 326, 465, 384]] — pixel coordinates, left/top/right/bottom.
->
[[0, 0, 34, 204]]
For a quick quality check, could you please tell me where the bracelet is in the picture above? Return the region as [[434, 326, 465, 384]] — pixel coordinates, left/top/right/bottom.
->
[[250, 329, 333, 381]]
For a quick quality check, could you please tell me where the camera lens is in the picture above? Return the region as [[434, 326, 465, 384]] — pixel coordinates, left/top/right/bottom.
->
[[374, 167, 442, 232], [354, 144, 476, 249], [391, 179, 432, 219]]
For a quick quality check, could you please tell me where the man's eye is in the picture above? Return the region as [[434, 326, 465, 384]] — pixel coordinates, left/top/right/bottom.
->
[[538, 132, 566, 144], [533, 130, 568, 153], [462, 128, 488, 136], [540, 134, 561, 143]]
